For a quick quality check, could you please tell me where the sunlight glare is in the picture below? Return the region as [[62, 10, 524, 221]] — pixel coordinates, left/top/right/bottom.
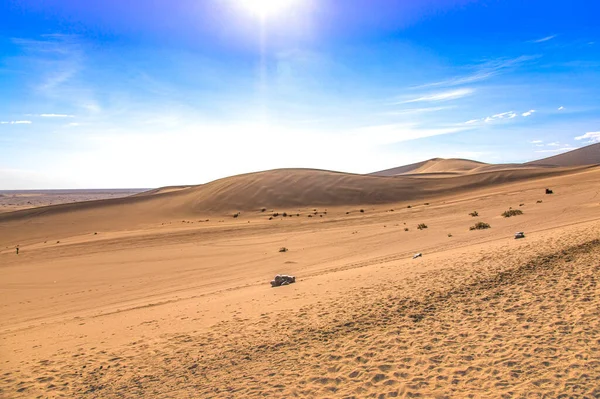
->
[[238, 0, 301, 19]]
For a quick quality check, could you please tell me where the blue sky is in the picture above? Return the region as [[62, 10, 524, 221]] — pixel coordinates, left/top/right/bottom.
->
[[1, 0, 599, 188]]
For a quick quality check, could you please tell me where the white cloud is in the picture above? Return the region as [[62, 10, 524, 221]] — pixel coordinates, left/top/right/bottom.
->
[[467, 110, 518, 125], [558, 106, 564, 111], [0, 120, 32, 124], [529, 140, 543, 144], [522, 110, 536, 117], [401, 88, 474, 104], [547, 142, 560, 146], [574, 131, 600, 143], [530, 35, 557, 43], [492, 111, 517, 119], [40, 113, 75, 118]]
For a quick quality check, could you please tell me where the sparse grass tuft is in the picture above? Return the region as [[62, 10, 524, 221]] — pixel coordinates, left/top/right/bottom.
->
[[417, 223, 428, 230], [279, 247, 288, 253], [469, 211, 479, 217], [502, 209, 523, 218], [470, 222, 491, 230]]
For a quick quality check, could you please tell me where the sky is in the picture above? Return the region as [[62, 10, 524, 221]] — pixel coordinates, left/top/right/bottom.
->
[[1, 0, 599, 189]]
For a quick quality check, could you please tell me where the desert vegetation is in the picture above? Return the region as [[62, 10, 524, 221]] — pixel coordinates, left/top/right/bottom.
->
[[502, 209, 523, 218], [469, 211, 479, 217], [417, 223, 428, 230], [470, 222, 491, 230]]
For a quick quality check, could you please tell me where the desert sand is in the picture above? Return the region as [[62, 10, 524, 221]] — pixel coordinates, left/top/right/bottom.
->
[[0, 189, 147, 214], [1, 146, 600, 398]]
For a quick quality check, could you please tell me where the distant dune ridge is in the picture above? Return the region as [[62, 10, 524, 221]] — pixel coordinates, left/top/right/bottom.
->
[[0, 143, 599, 241], [525, 142, 600, 167], [369, 158, 488, 176]]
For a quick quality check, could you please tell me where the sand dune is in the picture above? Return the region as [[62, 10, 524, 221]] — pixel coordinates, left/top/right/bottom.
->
[[372, 158, 487, 176], [526, 142, 600, 167], [2, 166, 600, 398], [373, 143, 600, 177], [3, 146, 600, 398], [0, 165, 591, 247]]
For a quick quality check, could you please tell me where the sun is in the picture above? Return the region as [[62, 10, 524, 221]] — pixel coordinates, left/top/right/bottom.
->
[[238, 0, 301, 19]]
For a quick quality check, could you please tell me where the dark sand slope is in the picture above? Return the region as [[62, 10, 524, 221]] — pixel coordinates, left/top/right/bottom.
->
[[526, 142, 600, 167]]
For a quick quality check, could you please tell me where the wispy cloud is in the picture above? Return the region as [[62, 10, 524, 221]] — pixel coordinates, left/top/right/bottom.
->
[[380, 106, 453, 116], [416, 55, 540, 88], [491, 111, 517, 120], [558, 106, 564, 111], [400, 88, 474, 104], [40, 113, 75, 118], [547, 142, 560, 147], [463, 110, 521, 125], [354, 123, 471, 144], [10, 34, 96, 115], [0, 120, 32, 125], [529, 140, 543, 144], [522, 110, 536, 117], [575, 131, 600, 144], [530, 35, 557, 43]]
